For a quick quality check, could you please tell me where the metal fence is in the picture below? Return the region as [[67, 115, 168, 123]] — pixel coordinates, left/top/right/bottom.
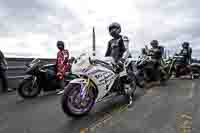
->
[[2, 58, 56, 90]]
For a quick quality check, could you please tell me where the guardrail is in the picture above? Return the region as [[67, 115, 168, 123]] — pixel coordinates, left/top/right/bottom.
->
[[2, 58, 56, 90], [2, 57, 200, 91]]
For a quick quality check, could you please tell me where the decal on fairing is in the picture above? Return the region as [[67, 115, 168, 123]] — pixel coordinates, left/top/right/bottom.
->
[[98, 72, 114, 83], [88, 69, 110, 75], [80, 68, 89, 73], [94, 74, 103, 79]]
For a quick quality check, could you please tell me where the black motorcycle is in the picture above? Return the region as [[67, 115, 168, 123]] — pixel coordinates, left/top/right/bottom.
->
[[17, 58, 78, 99], [133, 55, 168, 88]]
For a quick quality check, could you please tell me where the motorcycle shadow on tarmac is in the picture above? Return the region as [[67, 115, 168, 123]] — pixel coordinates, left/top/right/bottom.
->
[[0, 91, 62, 116], [15, 90, 59, 104]]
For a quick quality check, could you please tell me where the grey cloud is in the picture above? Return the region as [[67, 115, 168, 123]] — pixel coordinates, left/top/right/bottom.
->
[[0, 0, 84, 38], [1, 0, 200, 58], [133, 0, 200, 52]]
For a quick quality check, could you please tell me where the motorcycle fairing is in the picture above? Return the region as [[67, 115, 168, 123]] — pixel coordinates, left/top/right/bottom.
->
[[69, 64, 117, 102]]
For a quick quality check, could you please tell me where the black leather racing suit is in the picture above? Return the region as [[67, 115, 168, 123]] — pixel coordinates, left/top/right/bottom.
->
[[105, 35, 126, 62], [146, 47, 163, 81], [105, 35, 135, 90], [179, 47, 192, 65]]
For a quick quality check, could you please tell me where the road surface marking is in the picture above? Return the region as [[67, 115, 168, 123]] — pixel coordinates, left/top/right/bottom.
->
[[176, 112, 192, 133], [88, 113, 112, 132], [85, 103, 129, 132]]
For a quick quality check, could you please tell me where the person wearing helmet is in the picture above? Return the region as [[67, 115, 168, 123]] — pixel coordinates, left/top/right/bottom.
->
[[56, 41, 70, 91], [105, 22, 134, 106], [179, 42, 192, 64], [105, 22, 126, 61], [145, 40, 164, 83], [148, 40, 163, 60]]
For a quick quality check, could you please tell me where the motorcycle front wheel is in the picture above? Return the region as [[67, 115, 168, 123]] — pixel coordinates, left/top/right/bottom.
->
[[61, 83, 95, 117], [17, 76, 41, 99]]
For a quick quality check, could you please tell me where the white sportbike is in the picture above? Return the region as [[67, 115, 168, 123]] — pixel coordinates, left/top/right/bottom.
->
[[61, 54, 137, 117]]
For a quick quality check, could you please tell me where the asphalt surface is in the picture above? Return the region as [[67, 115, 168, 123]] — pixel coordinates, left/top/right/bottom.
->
[[0, 79, 197, 133]]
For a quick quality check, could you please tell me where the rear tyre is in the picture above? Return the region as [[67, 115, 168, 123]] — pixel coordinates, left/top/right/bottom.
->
[[61, 83, 96, 117]]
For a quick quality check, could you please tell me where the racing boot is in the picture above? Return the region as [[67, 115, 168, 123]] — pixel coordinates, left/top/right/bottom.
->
[[124, 83, 135, 107], [128, 95, 133, 107]]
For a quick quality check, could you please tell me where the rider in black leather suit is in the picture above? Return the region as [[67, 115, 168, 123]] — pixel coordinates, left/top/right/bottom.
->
[[146, 40, 163, 81], [105, 22, 134, 106], [105, 23, 126, 62], [175, 42, 192, 77], [179, 42, 192, 65]]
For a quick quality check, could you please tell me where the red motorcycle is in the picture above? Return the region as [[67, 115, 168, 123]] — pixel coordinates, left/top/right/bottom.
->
[[164, 54, 200, 79]]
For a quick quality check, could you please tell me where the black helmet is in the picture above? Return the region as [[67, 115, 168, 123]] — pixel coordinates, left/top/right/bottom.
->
[[57, 40, 64, 49], [108, 22, 121, 37], [150, 40, 158, 47], [182, 42, 189, 48]]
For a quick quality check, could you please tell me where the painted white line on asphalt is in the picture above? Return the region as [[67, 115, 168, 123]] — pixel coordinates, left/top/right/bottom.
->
[[88, 113, 113, 132], [187, 82, 195, 98]]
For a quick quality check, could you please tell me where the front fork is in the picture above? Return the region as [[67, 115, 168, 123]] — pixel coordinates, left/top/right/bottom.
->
[[80, 78, 92, 100], [31, 76, 37, 89]]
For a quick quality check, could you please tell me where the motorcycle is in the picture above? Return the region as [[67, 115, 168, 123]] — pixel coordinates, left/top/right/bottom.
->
[[133, 55, 168, 88], [17, 58, 78, 99], [61, 55, 136, 117], [162, 54, 200, 79]]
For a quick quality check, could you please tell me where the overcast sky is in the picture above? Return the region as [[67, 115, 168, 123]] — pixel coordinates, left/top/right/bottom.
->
[[0, 0, 199, 58]]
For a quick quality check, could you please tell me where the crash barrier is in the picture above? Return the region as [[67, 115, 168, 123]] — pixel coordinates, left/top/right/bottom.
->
[[2, 57, 199, 91], [0, 58, 56, 91]]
